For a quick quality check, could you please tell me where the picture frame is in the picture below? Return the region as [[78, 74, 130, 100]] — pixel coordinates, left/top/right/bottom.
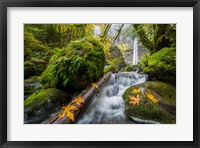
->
[[0, 0, 200, 147]]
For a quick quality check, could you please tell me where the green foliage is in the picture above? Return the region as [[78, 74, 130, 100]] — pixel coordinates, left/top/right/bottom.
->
[[144, 47, 176, 85], [41, 37, 106, 91], [134, 24, 176, 53], [138, 53, 150, 69], [104, 57, 126, 73], [122, 81, 176, 124]]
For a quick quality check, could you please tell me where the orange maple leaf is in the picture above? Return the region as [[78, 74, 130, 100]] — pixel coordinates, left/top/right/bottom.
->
[[129, 95, 140, 105]]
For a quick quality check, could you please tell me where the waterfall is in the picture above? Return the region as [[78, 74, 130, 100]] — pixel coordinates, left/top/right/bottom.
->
[[132, 37, 138, 65]]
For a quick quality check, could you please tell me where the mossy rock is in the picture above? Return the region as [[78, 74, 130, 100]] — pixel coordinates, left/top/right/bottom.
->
[[41, 37, 105, 92], [104, 57, 126, 73], [24, 76, 42, 100], [24, 59, 47, 79], [120, 65, 140, 72], [143, 47, 176, 85], [122, 81, 176, 124], [24, 88, 71, 123]]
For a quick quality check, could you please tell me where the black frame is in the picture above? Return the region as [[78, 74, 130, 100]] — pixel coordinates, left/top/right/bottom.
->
[[0, 0, 200, 147]]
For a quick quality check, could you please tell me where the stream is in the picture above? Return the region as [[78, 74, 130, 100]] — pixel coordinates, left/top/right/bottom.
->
[[77, 71, 147, 124]]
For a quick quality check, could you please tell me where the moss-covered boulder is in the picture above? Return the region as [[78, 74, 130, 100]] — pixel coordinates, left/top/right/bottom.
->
[[41, 37, 105, 92], [24, 88, 71, 123], [143, 47, 176, 85], [122, 81, 176, 124]]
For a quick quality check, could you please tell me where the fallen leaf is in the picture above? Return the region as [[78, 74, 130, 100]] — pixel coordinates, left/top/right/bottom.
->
[[132, 88, 141, 93], [129, 95, 140, 105], [146, 92, 158, 104], [58, 104, 79, 121], [92, 83, 98, 89], [72, 96, 85, 106]]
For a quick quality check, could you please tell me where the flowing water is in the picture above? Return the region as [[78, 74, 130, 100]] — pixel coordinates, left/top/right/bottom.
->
[[77, 71, 147, 124], [132, 37, 138, 65]]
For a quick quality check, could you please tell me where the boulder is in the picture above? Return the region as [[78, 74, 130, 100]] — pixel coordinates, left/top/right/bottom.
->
[[144, 47, 176, 85], [41, 37, 106, 92], [122, 81, 176, 124], [24, 88, 71, 124]]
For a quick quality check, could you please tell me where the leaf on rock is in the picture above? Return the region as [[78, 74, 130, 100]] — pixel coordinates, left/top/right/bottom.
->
[[132, 88, 141, 93], [146, 92, 158, 104], [129, 95, 140, 105]]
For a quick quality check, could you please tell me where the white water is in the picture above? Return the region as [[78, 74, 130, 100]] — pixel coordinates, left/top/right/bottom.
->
[[132, 37, 138, 65], [77, 71, 147, 124]]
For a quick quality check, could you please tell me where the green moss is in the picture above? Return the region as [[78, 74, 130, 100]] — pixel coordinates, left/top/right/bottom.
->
[[24, 61, 37, 79], [24, 76, 42, 99], [122, 81, 176, 124], [41, 37, 106, 91], [104, 57, 126, 73], [143, 47, 176, 85], [24, 88, 71, 123], [24, 88, 69, 107], [24, 58, 47, 79]]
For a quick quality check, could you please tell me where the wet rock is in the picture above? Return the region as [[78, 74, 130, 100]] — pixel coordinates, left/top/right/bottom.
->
[[106, 84, 119, 97]]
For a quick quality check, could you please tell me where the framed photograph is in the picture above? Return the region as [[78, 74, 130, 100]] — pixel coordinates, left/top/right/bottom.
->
[[0, 0, 200, 147]]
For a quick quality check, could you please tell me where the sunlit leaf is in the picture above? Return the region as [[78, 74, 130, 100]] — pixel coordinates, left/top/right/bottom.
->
[[72, 96, 85, 106], [92, 83, 98, 89], [146, 92, 158, 104], [132, 88, 141, 93]]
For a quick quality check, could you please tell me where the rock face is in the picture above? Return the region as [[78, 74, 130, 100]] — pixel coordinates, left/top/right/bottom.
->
[[41, 37, 106, 92], [104, 45, 127, 73], [144, 47, 176, 85], [122, 81, 176, 124], [24, 88, 71, 124]]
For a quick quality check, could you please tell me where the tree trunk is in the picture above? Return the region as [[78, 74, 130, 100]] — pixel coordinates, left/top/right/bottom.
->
[[43, 72, 112, 124], [111, 24, 124, 47]]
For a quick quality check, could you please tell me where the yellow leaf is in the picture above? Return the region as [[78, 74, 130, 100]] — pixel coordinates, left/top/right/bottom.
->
[[146, 92, 158, 104], [132, 88, 141, 93], [67, 111, 75, 121], [58, 104, 79, 121], [72, 96, 85, 106], [129, 95, 140, 105], [92, 83, 98, 89]]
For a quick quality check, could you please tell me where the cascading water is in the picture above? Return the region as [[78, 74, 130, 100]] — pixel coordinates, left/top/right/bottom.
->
[[77, 71, 147, 124], [132, 37, 138, 65]]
